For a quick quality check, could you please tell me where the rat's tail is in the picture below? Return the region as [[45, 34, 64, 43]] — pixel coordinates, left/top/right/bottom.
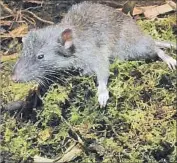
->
[[155, 40, 176, 49]]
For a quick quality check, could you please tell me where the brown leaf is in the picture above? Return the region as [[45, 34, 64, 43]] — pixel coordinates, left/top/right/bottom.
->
[[33, 155, 53, 163], [144, 2, 176, 19], [9, 24, 28, 37], [55, 144, 83, 163], [33, 144, 83, 163], [132, 7, 143, 16], [132, 6, 157, 16], [0, 24, 28, 38]]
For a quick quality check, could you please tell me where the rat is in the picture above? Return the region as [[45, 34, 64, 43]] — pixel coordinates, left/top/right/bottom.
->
[[12, 2, 176, 107]]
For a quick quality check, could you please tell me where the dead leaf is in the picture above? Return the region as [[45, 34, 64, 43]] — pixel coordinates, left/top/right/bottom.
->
[[132, 6, 157, 16], [167, 0, 176, 9], [33, 155, 53, 163], [10, 24, 28, 37], [117, 5, 158, 16], [140, 5, 158, 11], [0, 24, 28, 38], [144, 2, 176, 19], [132, 7, 143, 15], [33, 144, 83, 163], [55, 144, 83, 163]]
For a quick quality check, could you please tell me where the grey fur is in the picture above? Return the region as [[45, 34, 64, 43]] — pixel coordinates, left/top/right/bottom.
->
[[12, 2, 176, 107]]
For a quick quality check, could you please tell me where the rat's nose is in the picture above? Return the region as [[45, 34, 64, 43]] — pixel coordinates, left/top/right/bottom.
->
[[11, 74, 19, 82]]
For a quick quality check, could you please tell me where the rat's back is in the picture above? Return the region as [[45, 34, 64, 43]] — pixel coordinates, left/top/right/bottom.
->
[[61, 2, 156, 60], [62, 2, 125, 28]]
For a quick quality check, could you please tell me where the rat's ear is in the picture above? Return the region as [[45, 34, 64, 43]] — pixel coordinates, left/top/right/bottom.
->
[[61, 29, 73, 49]]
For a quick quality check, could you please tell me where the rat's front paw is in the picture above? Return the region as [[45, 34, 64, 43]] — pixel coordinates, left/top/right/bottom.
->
[[97, 87, 109, 108]]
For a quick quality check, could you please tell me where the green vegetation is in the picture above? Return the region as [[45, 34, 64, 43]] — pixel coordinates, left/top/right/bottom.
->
[[0, 16, 176, 162]]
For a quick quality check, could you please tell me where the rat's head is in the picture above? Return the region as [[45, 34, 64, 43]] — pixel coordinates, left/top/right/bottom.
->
[[12, 26, 76, 84]]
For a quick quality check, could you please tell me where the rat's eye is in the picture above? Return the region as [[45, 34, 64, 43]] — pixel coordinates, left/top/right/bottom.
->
[[37, 54, 44, 59]]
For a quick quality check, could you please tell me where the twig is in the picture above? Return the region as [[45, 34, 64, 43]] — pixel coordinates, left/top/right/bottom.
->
[[22, 10, 54, 25], [23, 0, 43, 5], [0, 0, 14, 15], [61, 116, 84, 145], [24, 6, 42, 11], [53, 142, 77, 162], [15, 10, 22, 22], [23, 15, 36, 25], [0, 15, 13, 20]]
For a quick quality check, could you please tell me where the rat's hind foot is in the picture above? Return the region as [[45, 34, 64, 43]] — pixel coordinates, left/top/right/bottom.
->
[[164, 57, 176, 70], [156, 48, 176, 70]]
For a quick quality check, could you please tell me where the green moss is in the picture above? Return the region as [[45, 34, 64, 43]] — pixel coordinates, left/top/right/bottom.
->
[[138, 15, 176, 42], [40, 84, 69, 126], [0, 61, 36, 104], [1, 119, 39, 161]]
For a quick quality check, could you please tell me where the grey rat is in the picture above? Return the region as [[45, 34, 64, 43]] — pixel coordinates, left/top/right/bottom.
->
[[12, 2, 176, 107]]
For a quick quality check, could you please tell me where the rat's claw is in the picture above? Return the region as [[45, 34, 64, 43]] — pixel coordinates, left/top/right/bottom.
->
[[156, 48, 176, 70], [98, 87, 109, 108], [165, 57, 177, 70]]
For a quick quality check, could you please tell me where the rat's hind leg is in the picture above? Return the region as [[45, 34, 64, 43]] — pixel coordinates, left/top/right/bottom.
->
[[155, 47, 176, 70]]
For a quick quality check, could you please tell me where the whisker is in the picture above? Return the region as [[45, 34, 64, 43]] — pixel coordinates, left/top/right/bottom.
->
[[37, 76, 48, 88], [36, 65, 80, 86], [42, 70, 68, 83], [47, 74, 67, 84], [36, 78, 45, 87], [43, 76, 55, 84]]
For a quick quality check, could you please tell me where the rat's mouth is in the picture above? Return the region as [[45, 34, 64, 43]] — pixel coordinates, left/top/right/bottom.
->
[[11, 74, 37, 84], [11, 74, 28, 83], [11, 71, 40, 84]]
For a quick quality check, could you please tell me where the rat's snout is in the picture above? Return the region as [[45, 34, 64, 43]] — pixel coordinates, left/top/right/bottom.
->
[[11, 73, 19, 82], [11, 71, 25, 83], [11, 63, 23, 83], [11, 63, 18, 82], [11, 58, 27, 83], [11, 58, 38, 83]]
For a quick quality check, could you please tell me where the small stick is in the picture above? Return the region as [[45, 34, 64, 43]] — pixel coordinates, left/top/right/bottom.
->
[[61, 116, 84, 145], [23, 15, 36, 25], [23, 0, 43, 5], [22, 10, 54, 25], [0, 0, 14, 15], [0, 15, 13, 20]]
